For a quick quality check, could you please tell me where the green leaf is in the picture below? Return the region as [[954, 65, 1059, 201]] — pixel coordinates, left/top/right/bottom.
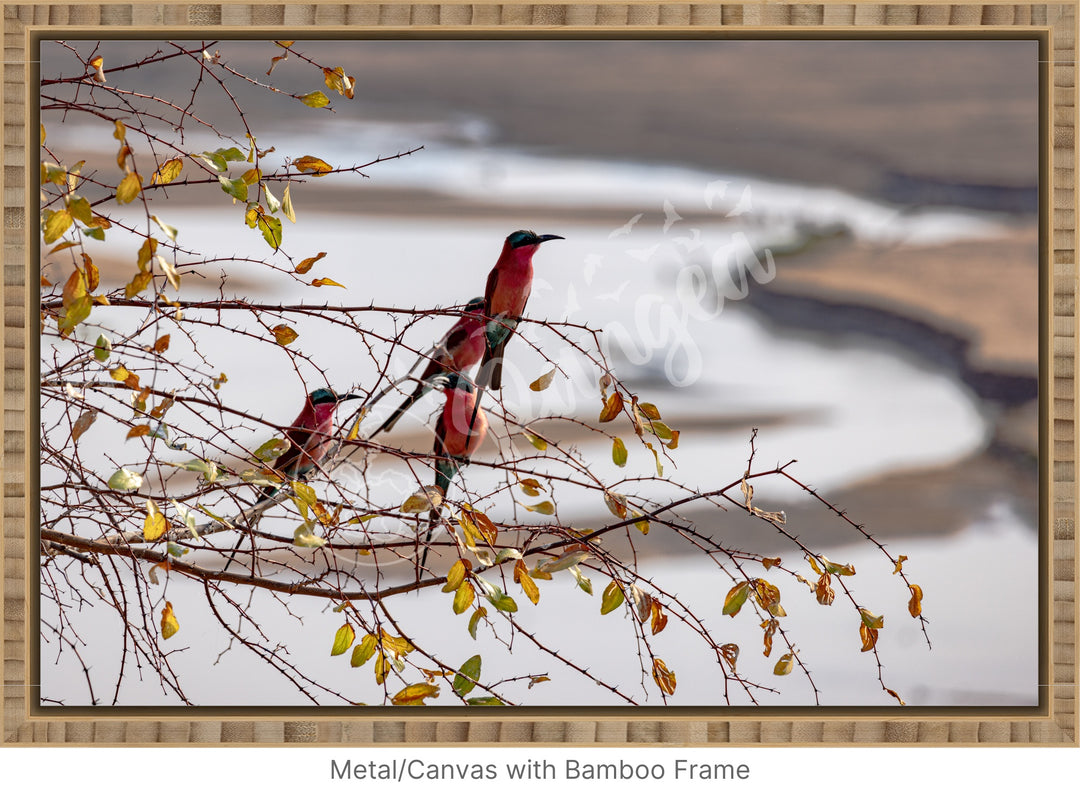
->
[[612, 437, 628, 467], [569, 565, 593, 595], [467, 607, 486, 639], [486, 586, 518, 614], [170, 499, 199, 538], [254, 438, 288, 461], [452, 654, 482, 696], [465, 696, 505, 706], [722, 581, 750, 617], [601, 580, 624, 615], [218, 175, 249, 202], [59, 294, 92, 334], [67, 195, 93, 226], [107, 467, 144, 492], [257, 214, 282, 250], [331, 623, 355, 656], [93, 334, 111, 362]]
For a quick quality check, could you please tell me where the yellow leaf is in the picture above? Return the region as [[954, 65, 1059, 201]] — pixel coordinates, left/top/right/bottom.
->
[[612, 437, 627, 467], [137, 237, 158, 271], [442, 559, 468, 592], [667, 430, 680, 449], [125, 269, 152, 299], [300, 91, 330, 108], [43, 209, 73, 245], [908, 584, 923, 618], [160, 601, 179, 639], [89, 55, 106, 83], [524, 500, 554, 516], [311, 277, 346, 289], [522, 431, 548, 451], [400, 487, 442, 514], [517, 478, 543, 497], [762, 557, 782, 570], [637, 402, 661, 420], [151, 215, 179, 242], [774, 653, 794, 675], [67, 195, 94, 226], [151, 158, 183, 185], [295, 251, 326, 274], [651, 657, 676, 695], [293, 155, 333, 176], [452, 581, 475, 615], [351, 634, 377, 667], [599, 391, 624, 423], [514, 560, 540, 605], [529, 367, 556, 392], [113, 119, 126, 140], [116, 172, 142, 204], [271, 324, 298, 346], [331, 623, 355, 656], [157, 255, 181, 291], [127, 424, 151, 439], [143, 499, 167, 541], [392, 683, 440, 706], [282, 184, 296, 222], [893, 554, 909, 575], [82, 254, 100, 292]]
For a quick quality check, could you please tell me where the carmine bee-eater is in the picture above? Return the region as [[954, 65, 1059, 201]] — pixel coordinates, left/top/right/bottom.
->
[[420, 373, 489, 570], [223, 387, 360, 570], [475, 230, 564, 391], [374, 297, 487, 436]]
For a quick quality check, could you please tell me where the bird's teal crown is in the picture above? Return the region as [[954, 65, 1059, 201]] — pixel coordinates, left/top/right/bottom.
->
[[506, 230, 564, 249], [309, 388, 338, 405], [309, 387, 359, 405], [507, 230, 539, 248]]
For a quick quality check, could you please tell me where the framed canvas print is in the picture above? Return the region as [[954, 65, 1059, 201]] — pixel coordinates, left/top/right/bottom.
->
[[2, 1, 1075, 747]]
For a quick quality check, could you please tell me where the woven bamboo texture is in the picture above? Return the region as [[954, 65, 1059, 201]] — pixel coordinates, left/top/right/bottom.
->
[[2, 1, 1076, 745]]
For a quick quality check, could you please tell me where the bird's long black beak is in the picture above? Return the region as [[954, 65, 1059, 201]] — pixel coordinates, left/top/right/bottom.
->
[[537, 234, 564, 243], [336, 392, 363, 402]]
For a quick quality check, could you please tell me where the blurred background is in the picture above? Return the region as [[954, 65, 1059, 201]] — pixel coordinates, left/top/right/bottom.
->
[[40, 39, 1039, 706]]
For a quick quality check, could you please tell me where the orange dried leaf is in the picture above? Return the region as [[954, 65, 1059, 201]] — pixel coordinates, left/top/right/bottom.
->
[[908, 584, 923, 617], [599, 391, 624, 423], [651, 657, 676, 695], [272, 324, 298, 346], [295, 252, 327, 274]]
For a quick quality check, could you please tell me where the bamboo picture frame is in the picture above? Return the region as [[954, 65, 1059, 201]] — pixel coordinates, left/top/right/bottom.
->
[[2, 1, 1076, 746]]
